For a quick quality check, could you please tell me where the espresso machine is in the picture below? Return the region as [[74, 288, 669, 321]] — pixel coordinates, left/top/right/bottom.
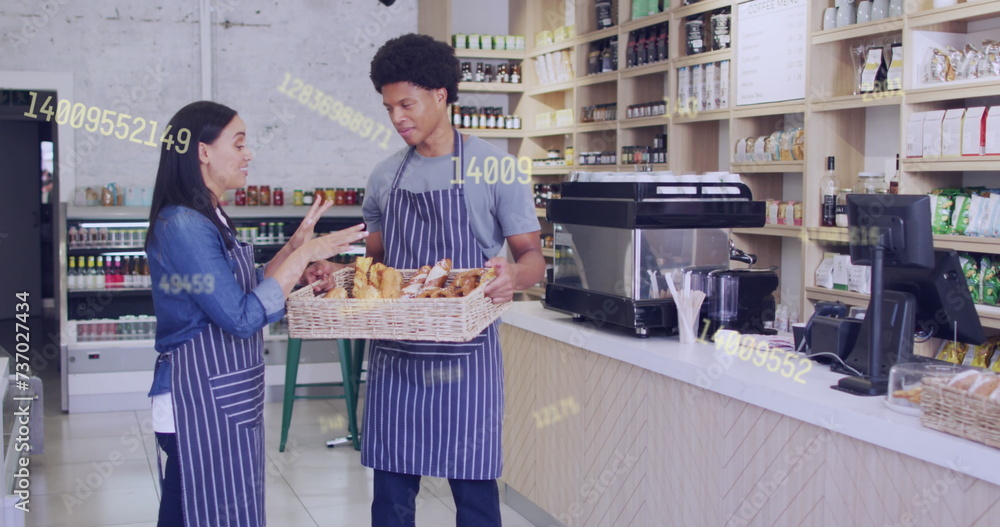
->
[[543, 180, 777, 338]]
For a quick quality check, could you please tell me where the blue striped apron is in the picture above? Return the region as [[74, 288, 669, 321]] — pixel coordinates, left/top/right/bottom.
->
[[361, 129, 504, 480], [171, 237, 266, 526]]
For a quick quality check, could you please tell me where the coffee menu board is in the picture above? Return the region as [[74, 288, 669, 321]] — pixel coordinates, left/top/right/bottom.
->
[[736, 0, 807, 105]]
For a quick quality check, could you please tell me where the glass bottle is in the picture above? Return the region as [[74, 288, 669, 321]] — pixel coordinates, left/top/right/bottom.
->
[[836, 188, 852, 227], [475, 62, 485, 82], [235, 188, 246, 206], [820, 156, 838, 227], [335, 188, 346, 205], [453, 105, 462, 127], [325, 189, 336, 203], [259, 185, 271, 206], [303, 190, 314, 205], [246, 185, 259, 206], [889, 154, 900, 194], [293, 189, 303, 206], [68, 256, 78, 290], [273, 187, 284, 206], [510, 63, 521, 84]]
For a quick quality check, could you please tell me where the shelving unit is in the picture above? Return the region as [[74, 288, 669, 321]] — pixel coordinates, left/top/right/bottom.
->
[[58, 204, 365, 412], [425, 0, 1000, 331]]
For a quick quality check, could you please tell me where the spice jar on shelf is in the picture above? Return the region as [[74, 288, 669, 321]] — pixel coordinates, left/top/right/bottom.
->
[[856, 172, 887, 194]]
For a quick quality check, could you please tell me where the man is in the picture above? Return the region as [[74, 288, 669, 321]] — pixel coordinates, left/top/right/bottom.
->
[[308, 33, 544, 526]]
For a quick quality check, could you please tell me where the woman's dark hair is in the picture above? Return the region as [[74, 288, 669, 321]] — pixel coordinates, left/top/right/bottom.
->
[[370, 33, 460, 104], [146, 101, 238, 251]]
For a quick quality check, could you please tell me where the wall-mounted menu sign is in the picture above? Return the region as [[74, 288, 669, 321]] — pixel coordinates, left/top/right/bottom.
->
[[736, 0, 807, 106]]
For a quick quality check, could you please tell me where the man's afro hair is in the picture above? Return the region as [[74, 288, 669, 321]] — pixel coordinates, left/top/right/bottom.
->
[[370, 33, 461, 104]]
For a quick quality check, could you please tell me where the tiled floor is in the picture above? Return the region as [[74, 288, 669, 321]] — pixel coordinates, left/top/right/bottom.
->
[[28, 373, 539, 527]]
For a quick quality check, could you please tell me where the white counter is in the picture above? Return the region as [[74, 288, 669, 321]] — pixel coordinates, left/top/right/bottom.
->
[[502, 302, 1000, 488]]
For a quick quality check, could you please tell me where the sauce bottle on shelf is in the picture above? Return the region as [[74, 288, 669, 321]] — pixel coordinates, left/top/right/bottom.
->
[[273, 187, 284, 206], [259, 185, 271, 206], [293, 189, 303, 206], [303, 190, 314, 205], [335, 188, 346, 205], [246, 185, 259, 206]]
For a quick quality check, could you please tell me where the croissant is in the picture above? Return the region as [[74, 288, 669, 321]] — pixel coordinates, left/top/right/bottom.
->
[[353, 257, 373, 293], [379, 268, 403, 299]]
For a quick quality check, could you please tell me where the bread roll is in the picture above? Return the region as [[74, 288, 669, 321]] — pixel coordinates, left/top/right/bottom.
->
[[948, 370, 980, 390], [379, 268, 403, 299], [402, 265, 432, 297], [971, 375, 1000, 398], [417, 288, 442, 298], [421, 258, 452, 291], [323, 287, 348, 299]]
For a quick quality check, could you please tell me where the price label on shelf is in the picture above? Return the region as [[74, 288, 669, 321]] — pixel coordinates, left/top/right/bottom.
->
[[736, 0, 808, 106]]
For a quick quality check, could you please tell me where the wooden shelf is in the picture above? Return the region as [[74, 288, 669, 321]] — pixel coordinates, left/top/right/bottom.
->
[[811, 17, 903, 46], [809, 92, 903, 112], [535, 208, 546, 218], [672, 108, 731, 124], [672, 0, 732, 19], [614, 163, 669, 171], [805, 286, 870, 306], [575, 121, 618, 133], [730, 161, 804, 173], [577, 70, 619, 87], [907, 1, 1000, 28], [901, 157, 1000, 172], [531, 166, 572, 176], [619, 60, 671, 79], [453, 48, 525, 60], [673, 48, 732, 70], [732, 101, 806, 118], [68, 205, 365, 221], [528, 38, 578, 59], [463, 128, 525, 139], [576, 26, 619, 45], [618, 11, 671, 32], [805, 286, 1000, 330], [732, 225, 805, 238], [619, 115, 668, 129], [905, 80, 1000, 104], [541, 247, 557, 258], [458, 81, 524, 93], [808, 226, 850, 244], [525, 126, 575, 138], [934, 234, 1000, 255], [526, 79, 577, 96]]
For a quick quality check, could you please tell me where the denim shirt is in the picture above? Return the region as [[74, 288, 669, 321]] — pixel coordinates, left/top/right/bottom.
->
[[147, 205, 285, 395]]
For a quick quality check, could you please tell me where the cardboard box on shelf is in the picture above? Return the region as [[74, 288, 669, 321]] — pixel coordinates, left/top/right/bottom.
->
[[705, 62, 718, 111], [833, 254, 851, 291], [986, 107, 1000, 155], [922, 110, 946, 158], [963, 107, 987, 156], [907, 112, 926, 158], [941, 108, 965, 157], [719, 61, 730, 109]]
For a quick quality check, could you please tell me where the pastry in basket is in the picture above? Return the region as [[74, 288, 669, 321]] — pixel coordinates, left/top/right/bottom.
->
[[355, 284, 381, 300], [354, 256, 373, 292], [324, 287, 348, 299], [401, 265, 432, 297], [421, 258, 452, 291], [970, 374, 1000, 398], [369, 262, 387, 289], [379, 268, 403, 299], [947, 370, 980, 390]]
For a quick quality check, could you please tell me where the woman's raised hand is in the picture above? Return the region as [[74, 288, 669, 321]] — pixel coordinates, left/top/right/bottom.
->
[[287, 199, 335, 251], [302, 223, 368, 263]]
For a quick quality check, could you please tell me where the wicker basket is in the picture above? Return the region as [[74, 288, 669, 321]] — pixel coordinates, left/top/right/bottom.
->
[[285, 267, 511, 342], [920, 376, 1000, 449]]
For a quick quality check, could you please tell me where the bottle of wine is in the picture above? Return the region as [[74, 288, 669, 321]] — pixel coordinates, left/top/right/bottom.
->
[[820, 156, 838, 227]]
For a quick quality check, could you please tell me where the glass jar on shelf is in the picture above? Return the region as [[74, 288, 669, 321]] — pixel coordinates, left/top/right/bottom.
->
[[856, 172, 887, 194]]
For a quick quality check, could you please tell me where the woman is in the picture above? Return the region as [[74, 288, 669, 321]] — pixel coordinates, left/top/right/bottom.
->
[[145, 100, 367, 527]]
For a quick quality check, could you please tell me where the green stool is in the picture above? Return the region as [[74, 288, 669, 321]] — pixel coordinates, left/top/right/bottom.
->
[[279, 338, 366, 452]]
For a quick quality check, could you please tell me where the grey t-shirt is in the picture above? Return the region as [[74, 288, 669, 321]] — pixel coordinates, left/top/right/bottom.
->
[[362, 135, 540, 258]]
